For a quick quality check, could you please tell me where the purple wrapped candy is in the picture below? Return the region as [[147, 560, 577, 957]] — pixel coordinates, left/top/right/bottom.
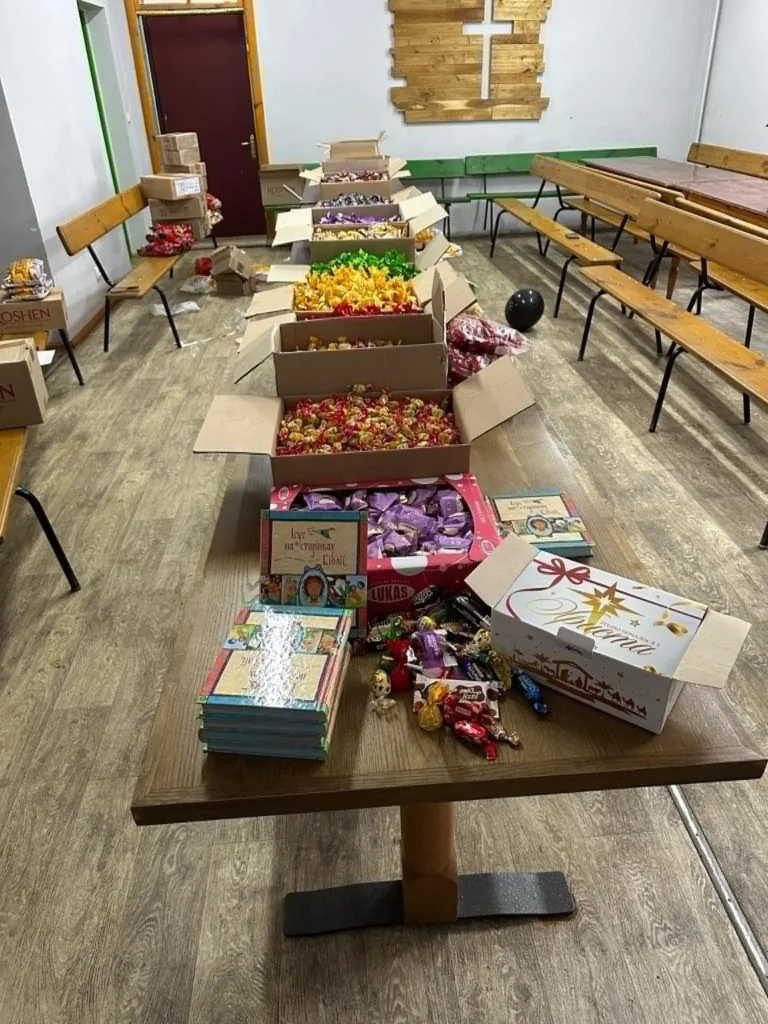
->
[[368, 537, 385, 560], [435, 532, 472, 551], [437, 489, 463, 518], [346, 489, 368, 511], [395, 505, 436, 538], [304, 492, 343, 511], [412, 629, 450, 675], [407, 486, 438, 510], [383, 528, 416, 556], [440, 512, 470, 536], [369, 491, 400, 513]]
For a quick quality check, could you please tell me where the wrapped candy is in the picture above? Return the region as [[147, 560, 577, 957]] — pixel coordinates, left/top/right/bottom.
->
[[370, 669, 395, 715], [446, 312, 531, 385], [138, 222, 195, 257], [313, 224, 406, 240], [319, 192, 388, 207], [319, 211, 401, 225], [2, 258, 53, 300], [367, 615, 414, 649], [293, 260, 418, 315], [276, 389, 460, 456], [386, 638, 412, 692], [416, 682, 445, 731], [322, 170, 388, 183], [514, 669, 549, 716]]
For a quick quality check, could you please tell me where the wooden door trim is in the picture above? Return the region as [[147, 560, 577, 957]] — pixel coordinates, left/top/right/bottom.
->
[[122, 0, 270, 173]]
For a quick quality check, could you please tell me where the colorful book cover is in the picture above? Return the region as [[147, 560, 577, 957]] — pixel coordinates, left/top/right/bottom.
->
[[259, 509, 368, 637], [198, 605, 352, 718], [490, 489, 594, 557]]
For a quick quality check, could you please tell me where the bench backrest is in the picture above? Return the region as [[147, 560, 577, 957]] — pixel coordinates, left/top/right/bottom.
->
[[687, 143, 768, 181], [465, 146, 657, 177], [57, 185, 147, 256], [406, 158, 465, 180], [674, 198, 768, 242], [636, 198, 768, 287], [531, 156, 661, 218]]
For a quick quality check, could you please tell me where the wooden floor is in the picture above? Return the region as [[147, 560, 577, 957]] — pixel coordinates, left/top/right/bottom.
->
[[1, 233, 767, 1023]]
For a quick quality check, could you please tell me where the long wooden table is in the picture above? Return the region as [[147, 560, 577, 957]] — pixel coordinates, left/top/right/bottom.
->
[[131, 405, 765, 935], [584, 156, 768, 227]]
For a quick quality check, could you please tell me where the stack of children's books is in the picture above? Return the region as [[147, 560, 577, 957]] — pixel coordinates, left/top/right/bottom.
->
[[197, 603, 353, 759]]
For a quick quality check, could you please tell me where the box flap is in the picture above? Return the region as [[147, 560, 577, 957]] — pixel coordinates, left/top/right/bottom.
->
[[453, 355, 535, 441], [392, 185, 423, 203], [233, 314, 296, 383], [267, 265, 310, 283], [431, 271, 445, 333], [246, 285, 295, 318], [300, 167, 323, 183], [415, 234, 451, 271], [465, 533, 537, 609], [409, 204, 448, 236], [442, 274, 477, 322], [673, 609, 751, 689], [272, 219, 312, 246], [194, 394, 282, 456]]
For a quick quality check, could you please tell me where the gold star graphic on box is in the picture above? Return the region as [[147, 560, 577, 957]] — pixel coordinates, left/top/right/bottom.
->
[[573, 582, 639, 629]]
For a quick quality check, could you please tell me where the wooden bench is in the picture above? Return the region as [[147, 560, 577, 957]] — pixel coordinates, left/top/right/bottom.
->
[[405, 159, 469, 238], [579, 198, 768, 437], [466, 146, 657, 233], [0, 428, 80, 590], [688, 142, 768, 181], [57, 186, 183, 353]]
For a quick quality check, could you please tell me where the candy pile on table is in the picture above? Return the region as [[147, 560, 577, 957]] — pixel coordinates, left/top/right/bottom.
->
[[291, 484, 474, 559], [319, 192, 388, 207], [294, 250, 420, 315], [323, 170, 387, 183], [318, 212, 401, 226], [312, 224, 406, 241], [446, 312, 530, 385], [276, 388, 460, 455], [303, 337, 399, 351], [138, 222, 195, 257], [366, 587, 550, 756], [1, 258, 53, 300]]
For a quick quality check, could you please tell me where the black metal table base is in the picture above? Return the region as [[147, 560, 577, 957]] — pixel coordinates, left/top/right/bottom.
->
[[283, 871, 574, 937]]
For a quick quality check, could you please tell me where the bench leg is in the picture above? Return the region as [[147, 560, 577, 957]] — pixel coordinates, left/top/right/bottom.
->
[[649, 344, 684, 433], [580, 212, 588, 236], [686, 277, 707, 315], [654, 329, 663, 357], [103, 297, 112, 353], [153, 285, 183, 349], [483, 201, 490, 233], [590, 217, 596, 243], [211, 232, 219, 249], [57, 329, 85, 386], [544, 208, 568, 257], [745, 304, 756, 347], [489, 209, 506, 259], [760, 521, 768, 550], [14, 487, 81, 592], [579, 289, 606, 360], [553, 256, 576, 319]]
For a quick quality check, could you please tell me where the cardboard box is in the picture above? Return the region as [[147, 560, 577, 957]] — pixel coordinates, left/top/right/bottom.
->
[[326, 135, 384, 160], [246, 255, 475, 323], [188, 217, 210, 241], [216, 278, 253, 297], [140, 174, 202, 201], [260, 163, 306, 207], [234, 271, 448, 395], [158, 133, 200, 163], [149, 195, 207, 223], [0, 289, 67, 334], [270, 473, 501, 617], [465, 535, 751, 733], [211, 245, 252, 281], [158, 132, 198, 151], [272, 191, 447, 263], [0, 337, 48, 427], [194, 354, 535, 486], [161, 160, 206, 176]]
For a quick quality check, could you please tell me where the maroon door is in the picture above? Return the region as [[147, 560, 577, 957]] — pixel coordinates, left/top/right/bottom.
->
[[144, 12, 266, 235]]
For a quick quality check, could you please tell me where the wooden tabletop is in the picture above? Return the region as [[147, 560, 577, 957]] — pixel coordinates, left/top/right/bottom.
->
[[131, 404, 765, 825], [0, 427, 27, 544], [583, 156, 746, 189]]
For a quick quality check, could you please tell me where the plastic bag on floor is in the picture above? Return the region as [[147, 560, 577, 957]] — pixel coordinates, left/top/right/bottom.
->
[[151, 301, 200, 317], [180, 276, 213, 295]]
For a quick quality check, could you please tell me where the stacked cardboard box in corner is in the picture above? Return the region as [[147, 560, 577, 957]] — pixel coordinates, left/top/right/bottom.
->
[[152, 132, 210, 239], [211, 245, 253, 296]]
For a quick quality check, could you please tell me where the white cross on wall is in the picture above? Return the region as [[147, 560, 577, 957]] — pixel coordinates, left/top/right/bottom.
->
[[464, 0, 513, 101]]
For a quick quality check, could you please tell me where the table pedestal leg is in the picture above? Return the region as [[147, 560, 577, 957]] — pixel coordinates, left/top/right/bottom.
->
[[282, 801, 575, 937]]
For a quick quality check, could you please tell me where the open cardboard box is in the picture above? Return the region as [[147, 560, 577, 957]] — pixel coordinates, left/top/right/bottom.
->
[[194, 354, 535, 487], [272, 191, 446, 263], [324, 135, 385, 160], [465, 535, 752, 734], [245, 239, 467, 320], [233, 270, 448, 395]]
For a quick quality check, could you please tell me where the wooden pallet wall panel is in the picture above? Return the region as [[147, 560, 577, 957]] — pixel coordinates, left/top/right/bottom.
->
[[390, 0, 551, 123]]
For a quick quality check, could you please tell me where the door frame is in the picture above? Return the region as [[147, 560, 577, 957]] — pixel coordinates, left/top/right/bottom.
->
[[122, 0, 269, 173]]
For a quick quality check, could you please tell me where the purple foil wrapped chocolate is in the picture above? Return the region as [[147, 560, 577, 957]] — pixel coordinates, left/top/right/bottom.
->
[[346, 489, 368, 511], [407, 486, 438, 510], [440, 512, 470, 536], [369, 491, 401, 513], [383, 529, 415, 556], [368, 537, 385, 560], [303, 492, 342, 511], [437, 489, 463, 518], [436, 532, 472, 551]]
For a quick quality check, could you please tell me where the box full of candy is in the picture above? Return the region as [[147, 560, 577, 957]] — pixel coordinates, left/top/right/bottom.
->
[[270, 473, 502, 618], [272, 191, 447, 263], [195, 356, 535, 486], [300, 157, 411, 201], [234, 269, 448, 395], [463, 534, 751, 733]]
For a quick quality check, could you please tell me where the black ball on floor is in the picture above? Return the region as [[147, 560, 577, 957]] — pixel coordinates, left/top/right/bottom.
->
[[505, 288, 545, 331]]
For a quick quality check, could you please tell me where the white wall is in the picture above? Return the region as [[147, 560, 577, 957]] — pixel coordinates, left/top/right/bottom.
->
[[256, 0, 717, 231], [0, 0, 134, 333], [701, 0, 768, 151], [0, 83, 46, 274]]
